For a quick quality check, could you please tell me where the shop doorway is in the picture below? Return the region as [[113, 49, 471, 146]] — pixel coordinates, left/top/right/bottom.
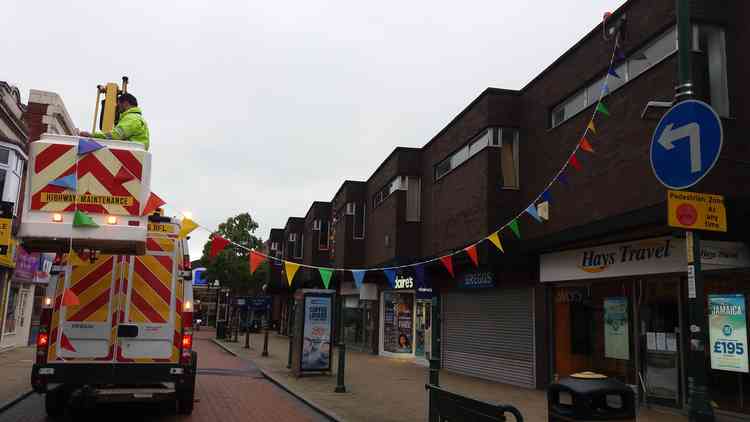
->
[[639, 278, 683, 408], [415, 300, 431, 359]]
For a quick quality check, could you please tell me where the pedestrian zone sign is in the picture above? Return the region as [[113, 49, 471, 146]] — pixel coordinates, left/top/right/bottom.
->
[[667, 190, 726, 232]]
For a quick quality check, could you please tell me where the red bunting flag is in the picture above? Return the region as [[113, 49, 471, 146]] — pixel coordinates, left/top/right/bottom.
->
[[440, 255, 454, 278], [141, 192, 166, 216], [569, 154, 582, 171], [209, 235, 230, 257], [580, 138, 595, 153], [249, 250, 267, 274], [465, 245, 479, 267], [62, 289, 80, 306]]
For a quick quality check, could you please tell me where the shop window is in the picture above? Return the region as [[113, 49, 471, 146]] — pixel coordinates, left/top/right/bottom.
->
[[382, 291, 413, 354], [500, 128, 519, 189], [694, 25, 729, 117], [4, 286, 19, 334], [353, 202, 365, 239], [570, 301, 593, 355]]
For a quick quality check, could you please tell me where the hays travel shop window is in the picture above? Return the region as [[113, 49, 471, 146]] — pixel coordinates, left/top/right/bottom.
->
[[709, 294, 748, 373]]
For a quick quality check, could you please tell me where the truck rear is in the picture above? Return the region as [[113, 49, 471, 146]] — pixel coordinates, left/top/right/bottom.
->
[[31, 216, 197, 416]]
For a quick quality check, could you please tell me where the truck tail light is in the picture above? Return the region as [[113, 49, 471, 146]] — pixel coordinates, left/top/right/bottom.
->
[[181, 333, 193, 349], [180, 304, 194, 365], [36, 308, 53, 365]]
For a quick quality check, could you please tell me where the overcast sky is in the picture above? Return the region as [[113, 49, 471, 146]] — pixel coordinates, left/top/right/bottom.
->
[[4, 0, 625, 259]]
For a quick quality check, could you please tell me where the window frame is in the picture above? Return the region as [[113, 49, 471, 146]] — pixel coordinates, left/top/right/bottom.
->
[[433, 128, 501, 182], [318, 220, 330, 250], [353, 202, 366, 240]]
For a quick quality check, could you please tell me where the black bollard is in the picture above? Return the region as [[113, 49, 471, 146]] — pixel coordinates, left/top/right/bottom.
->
[[262, 325, 269, 357], [287, 335, 293, 369], [429, 358, 440, 387], [334, 343, 346, 393], [245, 328, 250, 349]]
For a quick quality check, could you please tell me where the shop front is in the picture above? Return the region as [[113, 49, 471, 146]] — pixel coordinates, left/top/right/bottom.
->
[[340, 282, 377, 352], [440, 269, 537, 388], [0, 246, 41, 350], [541, 236, 750, 416], [379, 275, 432, 363]]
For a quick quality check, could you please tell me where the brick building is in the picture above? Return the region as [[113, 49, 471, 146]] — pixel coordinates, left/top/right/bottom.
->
[[269, 0, 750, 417]]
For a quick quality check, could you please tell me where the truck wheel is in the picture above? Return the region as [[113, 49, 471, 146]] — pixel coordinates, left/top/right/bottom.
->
[[45, 387, 67, 418]]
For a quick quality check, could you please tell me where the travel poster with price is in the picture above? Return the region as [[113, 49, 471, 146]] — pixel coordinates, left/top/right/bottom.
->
[[709, 294, 748, 373]]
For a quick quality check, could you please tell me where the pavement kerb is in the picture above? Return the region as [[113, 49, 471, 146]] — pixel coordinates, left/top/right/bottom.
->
[[0, 390, 34, 414], [210, 338, 346, 422]]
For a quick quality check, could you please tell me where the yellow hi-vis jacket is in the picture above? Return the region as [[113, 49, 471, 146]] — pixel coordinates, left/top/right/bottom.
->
[[93, 107, 150, 150]]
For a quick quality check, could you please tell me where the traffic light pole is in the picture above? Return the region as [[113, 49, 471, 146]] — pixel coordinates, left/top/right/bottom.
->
[[676, 1, 713, 420]]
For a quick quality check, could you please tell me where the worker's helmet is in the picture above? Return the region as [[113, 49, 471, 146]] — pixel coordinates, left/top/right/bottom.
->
[[117, 92, 138, 107]]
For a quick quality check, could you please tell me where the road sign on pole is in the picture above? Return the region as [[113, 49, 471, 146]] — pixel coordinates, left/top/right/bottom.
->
[[650, 99, 723, 190]]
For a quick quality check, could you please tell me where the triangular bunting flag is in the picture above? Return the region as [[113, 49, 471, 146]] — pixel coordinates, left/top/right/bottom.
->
[[319, 268, 333, 289], [596, 102, 610, 116], [284, 261, 300, 286], [209, 235, 230, 258], [541, 190, 552, 204], [352, 270, 366, 289], [415, 264, 426, 288], [509, 219, 521, 239], [569, 154, 582, 171], [580, 138, 595, 153], [440, 256, 454, 278], [141, 192, 166, 216], [60, 332, 77, 352], [526, 204, 543, 223], [178, 218, 198, 239], [249, 251, 267, 274], [62, 288, 80, 306], [464, 245, 479, 268], [49, 174, 77, 191], [608, 66, 620, 78], [487, 232, 504, 253], [587, 120, 596, 135], [114, 166, 136, 183], [557, 172, 569, 186], [383, 269, 397, 288], [78, 138, 105, 155], [538, 201, 550, 221], [73, 210, 98, 228], [615, 49, 626, 62], [67, 251, 87, 267], [600, 83, 610, 96]]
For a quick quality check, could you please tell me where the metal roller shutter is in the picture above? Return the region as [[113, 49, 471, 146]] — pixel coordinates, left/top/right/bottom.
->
[[441, 288, 535, 388]]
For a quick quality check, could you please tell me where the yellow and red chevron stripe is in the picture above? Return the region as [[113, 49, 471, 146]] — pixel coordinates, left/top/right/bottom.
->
[[30, 141, 145, 216], [146, 237, 175, 253], [129, 255, 173, 324], [65, 256, 115, 323], [48, 274, 65, 362]]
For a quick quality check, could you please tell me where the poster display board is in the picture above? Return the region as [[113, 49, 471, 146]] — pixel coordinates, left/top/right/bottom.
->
[[291, 290, 335, 375], [604, 297, 630, 360], [383, 291, 413, 354], [709, 294, 748, 373]]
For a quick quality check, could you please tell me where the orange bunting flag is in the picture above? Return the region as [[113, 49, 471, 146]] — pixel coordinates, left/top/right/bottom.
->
[[141, 192, 166, 216], [440, 256, 454, 278], [465, 245, 479, 267], [569, 154, 582, 171], [62, 288, 80, 306], [209, 235, 230, 258], [249, 251, 267, 274], [580, 138, 595, 153]]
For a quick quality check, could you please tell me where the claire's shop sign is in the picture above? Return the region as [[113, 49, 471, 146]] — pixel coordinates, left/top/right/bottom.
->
[[458, 271, 495, 289], [540, 236, 750, 282]]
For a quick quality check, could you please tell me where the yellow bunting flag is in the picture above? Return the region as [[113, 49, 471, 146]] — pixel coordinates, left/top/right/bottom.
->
[[284, 261, 300, 286], [178, 218, 199, 239], [487, 232, 504, 253], [587, 120, 596, 134]]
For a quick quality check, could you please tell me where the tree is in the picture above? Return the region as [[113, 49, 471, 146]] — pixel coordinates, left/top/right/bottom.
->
[[200, 213, 266, 295]]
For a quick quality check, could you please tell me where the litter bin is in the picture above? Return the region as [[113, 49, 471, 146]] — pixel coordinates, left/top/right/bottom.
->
[[216, 321, 226, 339], [548, 372, 635, 421]]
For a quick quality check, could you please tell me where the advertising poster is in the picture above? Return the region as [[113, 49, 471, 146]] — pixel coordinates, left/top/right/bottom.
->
[[301, 295, 332, 371], [709, 294, 748, 373], [604, 297, 630, 360], [383, 292, 413, 354]]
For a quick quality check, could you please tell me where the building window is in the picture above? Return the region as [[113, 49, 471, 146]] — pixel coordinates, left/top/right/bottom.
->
[[500, 128, 520, 189], [405, 176, 421, 222], [294, 233, 303, 258], [0, 146, 23, 216], [345, 202, 356, 215], [354, 202, 365, 239], [373, 176, 406, 208], [288, 233, 297, 242], [318, 220, 330, 250], [694, 25, 729, 117], [551, 27, 677, 128], [312, 220, 322, 231], [434, 128, 505, 181]]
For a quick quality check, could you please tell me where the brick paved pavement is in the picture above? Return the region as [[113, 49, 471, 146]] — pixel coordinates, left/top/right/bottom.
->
[[0, 345, 34, 409], [217, 332, 690, 422]]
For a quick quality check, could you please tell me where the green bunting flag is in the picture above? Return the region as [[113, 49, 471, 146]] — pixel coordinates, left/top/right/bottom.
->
[[73, 210, 98, 228], [319, 268, 333, 289], [509, 219, 521, 239], [596, 102, 610, 117]]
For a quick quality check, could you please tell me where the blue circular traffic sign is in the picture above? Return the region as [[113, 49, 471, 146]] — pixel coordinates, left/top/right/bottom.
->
[[650, 99, 723, 190]]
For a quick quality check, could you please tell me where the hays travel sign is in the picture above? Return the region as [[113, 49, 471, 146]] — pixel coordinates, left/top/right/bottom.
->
[[540, 236, 750, 282]]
